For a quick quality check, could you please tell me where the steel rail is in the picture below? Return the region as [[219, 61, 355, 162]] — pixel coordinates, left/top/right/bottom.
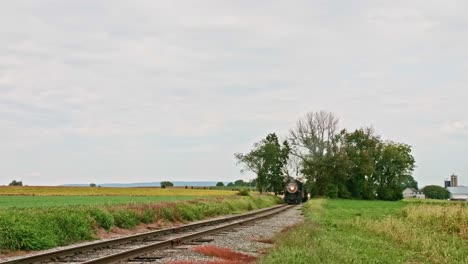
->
[[0, 204, 288, 264], [83, 205, 291, 264]]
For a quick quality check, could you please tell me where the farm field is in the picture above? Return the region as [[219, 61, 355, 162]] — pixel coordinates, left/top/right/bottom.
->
[[0, 186, 235, 196], [0, 195, 207, 208], [262, 199, 468, 264], [0, 192, 280, 254]]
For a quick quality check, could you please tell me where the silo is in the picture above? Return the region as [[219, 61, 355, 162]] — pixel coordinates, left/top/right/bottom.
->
[[450, 174, 458, 187], [444, 180, 451, 188]]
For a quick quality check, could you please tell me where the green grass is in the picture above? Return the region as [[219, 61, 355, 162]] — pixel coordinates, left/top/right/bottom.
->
[[0, 194, 281, 253], [261, 199, 468, 264], [0, 195, 204, 208]]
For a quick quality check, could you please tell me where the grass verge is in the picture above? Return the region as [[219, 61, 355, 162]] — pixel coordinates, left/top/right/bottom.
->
[[0, 195, 281, 253], [261, 199, 468, 264]]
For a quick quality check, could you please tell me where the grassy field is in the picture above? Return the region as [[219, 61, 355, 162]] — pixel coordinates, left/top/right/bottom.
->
[[0, 186, 235, 196], [0, 195, 210, 208], [0, 194, 281, 253], [262, 199, 468, 264]]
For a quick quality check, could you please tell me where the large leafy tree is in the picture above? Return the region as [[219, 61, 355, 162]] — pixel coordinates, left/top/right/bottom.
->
[[374, 142, 415, 200], [235, 133, 290, 194], [343, 128, 380, 199]]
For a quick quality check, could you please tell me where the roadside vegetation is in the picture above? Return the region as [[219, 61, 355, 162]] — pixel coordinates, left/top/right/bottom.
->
[[261, 199, 467, 264], [0, 194, 280, 253]]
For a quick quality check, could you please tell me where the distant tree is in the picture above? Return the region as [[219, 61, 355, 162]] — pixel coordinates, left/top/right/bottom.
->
[[234, 180, 246, 186], [227, 182, 234, 187], [160, 181, 174, 188], [8, 180, 23, 186], [249, 179, 256, 187], [89, 183, 97, 187], [216, 182, 225, 187], [422, 185, 450, 200]]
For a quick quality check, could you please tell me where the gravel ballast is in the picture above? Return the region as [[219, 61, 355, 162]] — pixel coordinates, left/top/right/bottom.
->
[[127, 205, 304, 263]]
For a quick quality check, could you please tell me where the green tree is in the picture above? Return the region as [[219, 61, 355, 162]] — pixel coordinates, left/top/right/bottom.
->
[[216, 182, 224, 187], [402, 175, 418, 190], [422, 185, 450, 199], [343, 128, 380, 199], [234, 179, 246, 186], [89, 183, 97, 187], [160, 181, 174, 188], [227, 182, 234, 187], [8, 180, 23, 186], [235, 133, 290, 194], [374, 142, 415, 201]]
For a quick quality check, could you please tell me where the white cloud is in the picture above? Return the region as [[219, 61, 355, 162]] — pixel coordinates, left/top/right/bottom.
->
[[1, 1, 468, 186], [442, 121, 468, 134]]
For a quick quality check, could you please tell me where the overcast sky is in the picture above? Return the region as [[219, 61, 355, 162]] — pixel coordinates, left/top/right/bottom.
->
[[1, 0, 467, 187]]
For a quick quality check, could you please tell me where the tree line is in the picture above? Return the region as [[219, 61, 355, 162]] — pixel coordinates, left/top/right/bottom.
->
[[235, 111, 416, 201]]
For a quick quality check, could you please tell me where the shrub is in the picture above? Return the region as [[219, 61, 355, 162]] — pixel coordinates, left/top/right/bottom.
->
[[237, 189, 250, 196], [422, 185, 450, 200], [160, 207, 175, 222], [89, 208, 114, 231], [0, 213, 55, 251], [177, 205, 197, 221], [112, 210, 140, 229], [0, 209, 94, 251], [139, 209, 156, 224]]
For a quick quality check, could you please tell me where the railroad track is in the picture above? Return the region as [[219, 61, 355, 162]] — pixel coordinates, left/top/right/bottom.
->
[[1, 204, 291, 264]]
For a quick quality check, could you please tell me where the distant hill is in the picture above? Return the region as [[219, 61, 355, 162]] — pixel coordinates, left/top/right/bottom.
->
[[63, 181, 222, 187]]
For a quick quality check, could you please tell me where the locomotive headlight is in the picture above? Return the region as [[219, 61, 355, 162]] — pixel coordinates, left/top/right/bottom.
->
[[286, 183, 297, 193]]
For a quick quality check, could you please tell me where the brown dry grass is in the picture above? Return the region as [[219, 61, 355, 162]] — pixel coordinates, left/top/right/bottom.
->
[[192, 245, 257, 263], [166, 261, 240, 264]]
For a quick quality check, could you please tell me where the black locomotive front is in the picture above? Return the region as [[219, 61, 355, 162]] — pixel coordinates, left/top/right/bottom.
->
[[284, 180, 308, 204]]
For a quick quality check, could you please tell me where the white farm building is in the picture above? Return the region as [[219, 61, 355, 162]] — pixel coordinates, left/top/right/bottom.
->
[[403, 188, 425, 199], [447, 186, 468, 201]]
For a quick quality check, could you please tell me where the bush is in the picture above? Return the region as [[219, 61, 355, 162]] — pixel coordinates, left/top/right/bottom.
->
[[0, 209, 94, 251], [237, 189, 250, 196], [422, 185, 450, 200], [89, 208, 114, 231], [112, 210, 140, 229], [139, 209, 155, 224], [160, 207, 175, 222], [177, 204, 197, 221]]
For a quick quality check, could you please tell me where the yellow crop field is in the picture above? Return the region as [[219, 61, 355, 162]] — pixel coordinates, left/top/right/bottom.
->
[[0, 186, 236, 196]]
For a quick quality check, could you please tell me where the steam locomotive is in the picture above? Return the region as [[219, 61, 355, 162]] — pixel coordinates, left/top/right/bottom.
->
[[284, 179, 308, 204]]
